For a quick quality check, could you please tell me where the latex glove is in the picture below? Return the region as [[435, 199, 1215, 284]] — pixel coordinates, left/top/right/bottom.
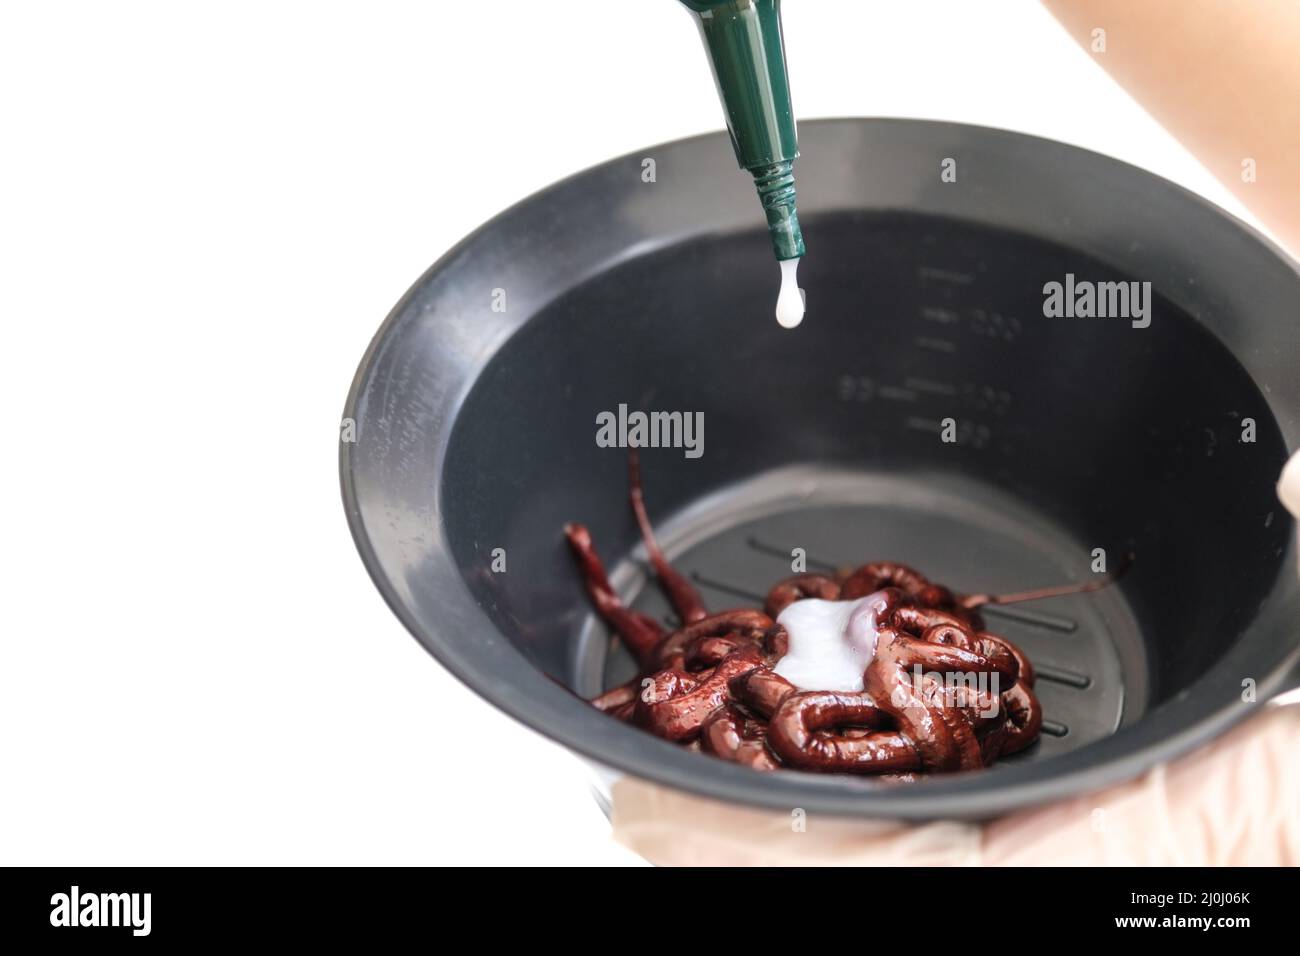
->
[[611, 704, 1300, 866]]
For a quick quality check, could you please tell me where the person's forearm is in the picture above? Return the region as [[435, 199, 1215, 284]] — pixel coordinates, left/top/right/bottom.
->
[[1042, 0, 1300, 256]]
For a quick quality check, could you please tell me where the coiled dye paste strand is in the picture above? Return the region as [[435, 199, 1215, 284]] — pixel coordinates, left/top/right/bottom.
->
[[564, 452, 1117, 776]]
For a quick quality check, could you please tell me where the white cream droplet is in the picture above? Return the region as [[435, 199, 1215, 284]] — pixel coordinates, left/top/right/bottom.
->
[[775, 257, 805, 329], [772, 592, 889, 691]]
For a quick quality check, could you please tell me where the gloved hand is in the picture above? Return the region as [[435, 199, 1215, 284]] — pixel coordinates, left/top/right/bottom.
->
[[611, 704, 1299, 866]]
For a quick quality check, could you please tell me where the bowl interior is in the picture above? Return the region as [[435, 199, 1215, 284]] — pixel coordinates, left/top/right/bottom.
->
[[345, 120, 1300, 816], [441, 210, 1292, 767]]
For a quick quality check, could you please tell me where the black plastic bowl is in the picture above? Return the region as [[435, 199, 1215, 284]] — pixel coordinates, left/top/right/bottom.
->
[[341, 119, 1300, 818]]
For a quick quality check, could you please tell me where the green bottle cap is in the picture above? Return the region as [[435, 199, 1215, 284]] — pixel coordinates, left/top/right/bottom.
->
[[680, 0, 805, 261]]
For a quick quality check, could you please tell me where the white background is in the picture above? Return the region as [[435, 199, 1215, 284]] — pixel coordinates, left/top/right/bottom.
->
[[0, 1, 1256, 865]]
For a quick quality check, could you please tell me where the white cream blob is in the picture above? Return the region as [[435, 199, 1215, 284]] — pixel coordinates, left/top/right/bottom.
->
[[772, 591, 890, 691], [775, 257, 805, 329]]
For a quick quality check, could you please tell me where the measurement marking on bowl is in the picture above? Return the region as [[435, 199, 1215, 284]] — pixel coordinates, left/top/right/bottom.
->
[[920, 305, 960, 324], [878, 384, 918, 403], [905, 376, 958, 397], [1034, 665, 1091, 689], [915, 336, 957, 354], [980, 603, 1078, 633], [917, 265, 974, 285], [1040, 719, 1069, 737]]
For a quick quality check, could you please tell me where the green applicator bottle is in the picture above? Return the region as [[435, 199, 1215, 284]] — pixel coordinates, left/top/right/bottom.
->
[[679, 0, 806, 327]]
